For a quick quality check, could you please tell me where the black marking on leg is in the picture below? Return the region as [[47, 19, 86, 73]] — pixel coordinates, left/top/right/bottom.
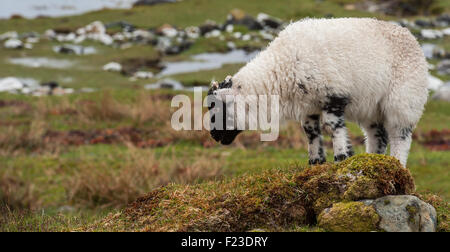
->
[[400, 127, 413, 140], [323, 95, 350, 117], [346, 139, 355, 157], [304, 115, 326, 165], [303, 115, 321, 144], [370, 123, 388, 154]]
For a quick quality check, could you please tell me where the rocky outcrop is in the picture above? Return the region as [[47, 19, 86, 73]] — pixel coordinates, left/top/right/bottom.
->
[[318, 196, 437, 232]]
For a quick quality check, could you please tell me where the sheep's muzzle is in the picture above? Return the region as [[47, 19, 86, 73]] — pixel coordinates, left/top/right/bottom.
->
[[207, 85, 241, 145]]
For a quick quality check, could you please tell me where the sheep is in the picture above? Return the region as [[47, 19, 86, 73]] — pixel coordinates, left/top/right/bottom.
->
[[207, 18, 429, 167]]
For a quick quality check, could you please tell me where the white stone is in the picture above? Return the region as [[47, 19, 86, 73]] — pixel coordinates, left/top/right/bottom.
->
[[428, 74, 444, 91], [134, 71, 154, 79], [442, 28, 450, 36], [205, 29, 221, 38], [242, 34, 251, 41], [225, 24, 234, 33], [0, 31, 18, 41], [421, 29, 444, 39], [103, 62, 122, 72], [161, 27, 178, 38], [432, 82, 450, 102], [0, 77, 24, 92], [4, 38, 23, 49], [185, 26, 200, 39]]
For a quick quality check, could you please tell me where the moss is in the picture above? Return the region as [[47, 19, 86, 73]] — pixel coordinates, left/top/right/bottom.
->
[[318, 202, 380, 232], [298, 154, 416, 214], [406, 204, 419, 225]]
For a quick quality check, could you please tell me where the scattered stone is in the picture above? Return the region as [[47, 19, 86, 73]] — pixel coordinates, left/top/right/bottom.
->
[[0, 77, 24, 92], [103, 62, 123, 72], [226, 9, 263, 30], [415, 19, 434, 28], [156, 36, 191, 55], [156, 24, 178, 37], [144, 79, 184, 90], [368, 195, 437, 232], [437, 60, 450, 75], [131, 29, 156, 44], [4, 38, 23, 49], [53, 44, 97, 55], [198, 20, 220, 36], [436, 14, 450, 26], [133, 71, 154, 79], [256, 13, 282, 29], [133, 0, 177, 7], [0, 31, 18, 41], [319, 195, 437, 232], [428, 74, 444, 91], [421, 43, 447, 59], [204, 29, 221, 38], [421, 29, 444, 39], [106, 21, 135, 33], [185, 26, 200, 39], [432, 82, 450, 102]]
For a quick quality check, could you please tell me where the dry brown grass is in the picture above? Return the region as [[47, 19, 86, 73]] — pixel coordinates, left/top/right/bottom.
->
[[0, 174, 42, 211], [65, 147, 224, 208]]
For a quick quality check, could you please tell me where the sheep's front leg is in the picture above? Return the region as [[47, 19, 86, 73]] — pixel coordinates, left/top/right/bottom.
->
[[323, 96, 354, 162], [302, 114, 326, 165], [362, 123, 388, 154]]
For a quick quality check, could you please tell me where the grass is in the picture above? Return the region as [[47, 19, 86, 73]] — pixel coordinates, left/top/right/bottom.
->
[[0, 0, 449, 232]]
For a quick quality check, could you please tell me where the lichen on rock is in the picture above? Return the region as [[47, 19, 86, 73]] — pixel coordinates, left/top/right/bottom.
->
[[318, 202, 380, 232]]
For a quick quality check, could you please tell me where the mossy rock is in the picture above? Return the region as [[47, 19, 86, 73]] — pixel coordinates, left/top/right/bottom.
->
[[85, 154, 416, 232], [318, 202, 380, 232], [298, 154, 415, 214]]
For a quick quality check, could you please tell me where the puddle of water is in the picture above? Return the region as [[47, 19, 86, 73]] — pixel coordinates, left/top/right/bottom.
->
[[158, 50, 259, 77], [0, 77, 40, 92], [8, 57, 75, 69], [0, 0, 136, 19]]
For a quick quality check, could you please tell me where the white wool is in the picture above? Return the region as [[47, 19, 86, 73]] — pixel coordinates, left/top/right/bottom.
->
[[222, 18, 429, 166]]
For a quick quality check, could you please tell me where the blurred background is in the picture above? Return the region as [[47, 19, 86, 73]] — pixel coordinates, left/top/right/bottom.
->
[[0, 0, 448, 231]]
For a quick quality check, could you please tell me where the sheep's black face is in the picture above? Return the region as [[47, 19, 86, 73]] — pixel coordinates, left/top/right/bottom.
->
[[207, 78, 242, 145]]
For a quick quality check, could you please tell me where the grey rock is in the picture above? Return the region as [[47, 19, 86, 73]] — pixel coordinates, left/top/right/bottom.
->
[[133, 0, 177, 7], [370, 195, 437, 232], [432, 82, 450, 102], [437, 60, 450, 75]]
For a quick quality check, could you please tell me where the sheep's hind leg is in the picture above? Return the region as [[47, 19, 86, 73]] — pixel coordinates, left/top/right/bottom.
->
[[386, 125, 413, 167], [302, 114, 326, 165], [363, 123, 388, 154], [322, 96, 354, 162]]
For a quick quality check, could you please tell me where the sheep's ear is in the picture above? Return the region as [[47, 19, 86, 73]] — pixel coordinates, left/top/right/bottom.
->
[[214, 88, 235, 102]]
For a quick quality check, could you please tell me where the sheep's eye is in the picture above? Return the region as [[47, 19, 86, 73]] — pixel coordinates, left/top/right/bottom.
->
[[237, 85, 242, 89]]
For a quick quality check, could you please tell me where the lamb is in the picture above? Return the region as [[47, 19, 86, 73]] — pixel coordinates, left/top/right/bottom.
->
[[207, 18, 429, 167]]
